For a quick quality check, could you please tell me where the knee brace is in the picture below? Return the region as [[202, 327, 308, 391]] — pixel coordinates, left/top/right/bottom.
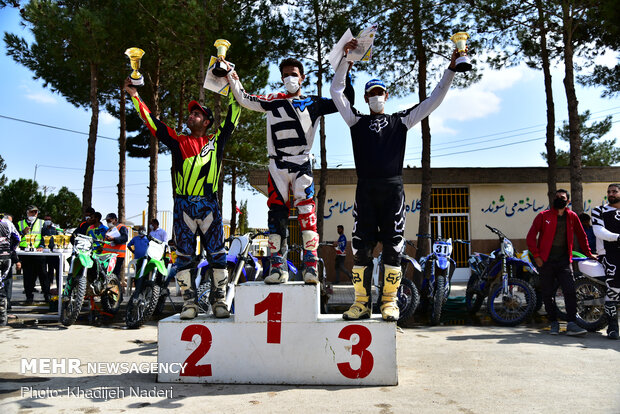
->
[[382, 265, 402, 300], [297, 199, 317, 232]]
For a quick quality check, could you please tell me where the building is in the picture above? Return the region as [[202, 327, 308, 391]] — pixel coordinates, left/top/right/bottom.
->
[[249, 166, 620, 282]]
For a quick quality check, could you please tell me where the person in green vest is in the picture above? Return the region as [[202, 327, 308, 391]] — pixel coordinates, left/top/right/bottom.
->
[[17, 205, 50, 303]]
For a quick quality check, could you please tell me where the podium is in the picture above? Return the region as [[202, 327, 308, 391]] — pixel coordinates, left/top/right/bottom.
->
[[157, 282, 397, 385]]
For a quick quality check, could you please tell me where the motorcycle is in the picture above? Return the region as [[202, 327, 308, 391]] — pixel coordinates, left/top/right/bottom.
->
[[418, 234, 468, 325], [466, 225, 537, 326], [566, 253, 608, 332], [370, 241, 421, 326], [125, 236, 169, 329], [61, 234, 122, 326]]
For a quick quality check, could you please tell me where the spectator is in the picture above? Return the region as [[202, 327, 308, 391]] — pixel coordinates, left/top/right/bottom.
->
[[149, 218, 167, 242], [86, 212, 108, 254], [578, 213, 597, 254], [103, 213, 129, 287], [71, 207, 96, 244], [526, 189, 594, 336], [0, 213, 22, 311], [128, 226, 149, 261], [41, 215, 62, 288], [591, 183, 620, 340], [333, 225, 352, 284], [16, 205, 50, 303]]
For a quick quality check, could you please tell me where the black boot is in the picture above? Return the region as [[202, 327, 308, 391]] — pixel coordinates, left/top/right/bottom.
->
[[605, 302, 619, 340]]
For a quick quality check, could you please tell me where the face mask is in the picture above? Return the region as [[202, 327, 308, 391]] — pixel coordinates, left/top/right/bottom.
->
[[553, 198, 568, 209], [368, 95, 385, 113], [106, 221, 114, 227], [284, 76, 300, 94], [44, 220, 51, 227], [28, 215, 36, 223], [149, 225, 154, 231], [84, 216, 91, 221]]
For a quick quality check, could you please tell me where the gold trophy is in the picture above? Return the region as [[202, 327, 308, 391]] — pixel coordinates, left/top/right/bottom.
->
[[25, 234, 35, 251], [63, 235, 73, 252], [212, 39, 231, 77], [52, 235, 64, 252], [125, 47, 145, 86], [450, 32, 472, 72], [43, 236, 52, 252]]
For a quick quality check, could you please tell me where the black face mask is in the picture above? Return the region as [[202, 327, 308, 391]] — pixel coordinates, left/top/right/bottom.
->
[[553, 198, 568, 209]]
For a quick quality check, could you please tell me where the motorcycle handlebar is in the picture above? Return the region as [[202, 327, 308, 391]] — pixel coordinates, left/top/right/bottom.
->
[[485, 224, 505, 239]]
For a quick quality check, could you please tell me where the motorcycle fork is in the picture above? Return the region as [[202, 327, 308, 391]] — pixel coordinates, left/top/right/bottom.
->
[[501, 258, 509, 294]]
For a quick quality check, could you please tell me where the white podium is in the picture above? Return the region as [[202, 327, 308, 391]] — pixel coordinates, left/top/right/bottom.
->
[[157, 282, 397, 385]]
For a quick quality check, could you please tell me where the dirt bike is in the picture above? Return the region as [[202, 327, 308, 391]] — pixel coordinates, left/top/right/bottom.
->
[[565, 252, 608, 332], [196, 232, 271, 315], [370, 241, 421, 326], [125, 236, 168, 329], [466, 225, 537, 326], [61, 234, 122, 326], [418, 234, 468, 325]]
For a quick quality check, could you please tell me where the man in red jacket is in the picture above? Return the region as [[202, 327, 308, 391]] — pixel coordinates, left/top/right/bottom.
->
[[527, 189, 595, 336]]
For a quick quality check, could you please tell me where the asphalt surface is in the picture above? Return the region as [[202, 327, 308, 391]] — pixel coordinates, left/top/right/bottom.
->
[[1, 278, 619, 413]]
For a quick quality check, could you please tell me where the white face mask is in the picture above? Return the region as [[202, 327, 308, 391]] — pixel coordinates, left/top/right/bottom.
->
[[44, 220, 52, 227], [28, 215, 37, 223], [84, 216, 91, 221], [106, 221, 114, 227], [284, 76, 300, 94], [368, 95, 385, 113]]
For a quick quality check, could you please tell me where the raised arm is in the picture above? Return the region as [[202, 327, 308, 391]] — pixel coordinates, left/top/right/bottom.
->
[[213, 91, 242, 147], [330, 58, 360, 127], [124, 78, 179, 148], [226, 69, 273, 113]]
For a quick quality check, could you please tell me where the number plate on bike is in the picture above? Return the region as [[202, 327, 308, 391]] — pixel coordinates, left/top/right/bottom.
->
[[433, 241, 452, 256]]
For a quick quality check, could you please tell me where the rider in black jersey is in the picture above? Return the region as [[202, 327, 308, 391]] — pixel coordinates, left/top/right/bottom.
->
[[592, 183, 620, 339], [330, 40, 459, 321]]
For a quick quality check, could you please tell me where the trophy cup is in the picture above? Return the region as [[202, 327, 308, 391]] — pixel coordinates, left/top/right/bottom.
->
[[212, 39, 231, 77], [125, 47, 145, 86], [43, 236, 51, 252], [63, 235, 73, 252], [52, 235, 64, 252], [450, 32, 472, 72], [25, 234, 34, 251]]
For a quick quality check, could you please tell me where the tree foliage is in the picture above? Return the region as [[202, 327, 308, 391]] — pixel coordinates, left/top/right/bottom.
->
[[0, 155, 7, 188], [543, 111, 620, 166]]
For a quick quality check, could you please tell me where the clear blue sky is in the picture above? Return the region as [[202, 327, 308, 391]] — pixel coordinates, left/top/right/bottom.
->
[[1, 7, 618, 227]]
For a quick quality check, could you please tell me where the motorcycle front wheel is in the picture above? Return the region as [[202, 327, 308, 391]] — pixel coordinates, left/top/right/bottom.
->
[[61, 268, 87, 327], [0, 295, 7, 326], [429, 275, 447, 326], [125, 279, 160, 329], [487, 277, 536, 326], [101, 275, 123, 315], [465, 274, 484, 314], [574, 278, 607, 332], [396, 278, 420, 327]]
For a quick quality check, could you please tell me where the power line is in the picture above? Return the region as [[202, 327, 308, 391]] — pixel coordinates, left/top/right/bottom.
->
[[0, 114, 118, 141]]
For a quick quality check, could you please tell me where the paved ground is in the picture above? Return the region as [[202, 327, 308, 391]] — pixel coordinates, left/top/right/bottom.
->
[[1, 277, 619, 413]]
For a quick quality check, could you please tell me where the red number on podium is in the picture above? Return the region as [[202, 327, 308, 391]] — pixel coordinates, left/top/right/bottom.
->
[[180, 324, 213, 377], [254, 292, 283, 343], [337, 324, 374, 379]]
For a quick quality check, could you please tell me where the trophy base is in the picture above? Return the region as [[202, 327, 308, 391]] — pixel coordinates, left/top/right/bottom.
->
[[455, 56, 472, 73], [212, 62, 229, 78], [130, 76, 144, 86]]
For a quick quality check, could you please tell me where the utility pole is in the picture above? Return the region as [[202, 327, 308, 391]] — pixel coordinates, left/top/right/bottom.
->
[[34, 164, 38, 182]]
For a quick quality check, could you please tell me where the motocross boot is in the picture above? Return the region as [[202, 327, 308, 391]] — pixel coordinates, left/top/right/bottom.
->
[[302, 230, 320, 285], [605, 301, 619, 340], [176, 268, 198, 320], [343, 266, 371, 320], [212, 268, 230, 318], [265, 234, 288, 284], [380, 265, 402, 321]]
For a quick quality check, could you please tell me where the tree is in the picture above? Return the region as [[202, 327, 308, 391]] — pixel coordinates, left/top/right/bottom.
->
[[543, 111, 620, 166], [0, 178, 44, 220], [5, 0, 125, 211], [237, 199, 249, 235], [41, 186, 83, 228], [0, 155, 7, 188]]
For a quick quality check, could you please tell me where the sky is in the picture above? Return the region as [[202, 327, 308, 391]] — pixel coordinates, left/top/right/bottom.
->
[[0, 7, 619, 229]]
